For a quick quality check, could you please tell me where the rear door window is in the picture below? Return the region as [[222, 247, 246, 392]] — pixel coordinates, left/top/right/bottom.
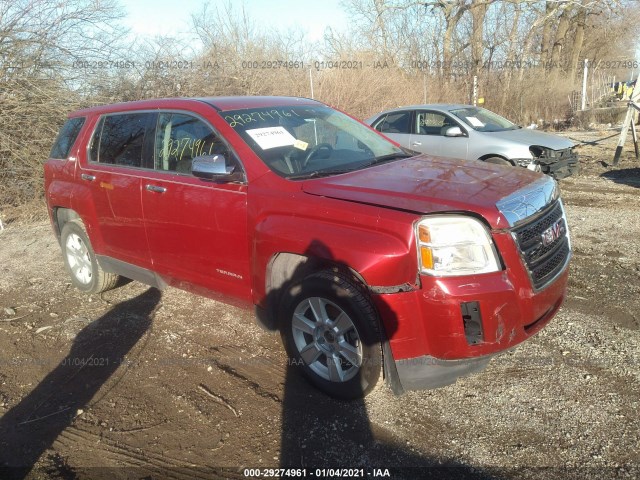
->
[[50, 117, 85, 159], [89, 113, 155, 167], [373, 111, 412, 134]]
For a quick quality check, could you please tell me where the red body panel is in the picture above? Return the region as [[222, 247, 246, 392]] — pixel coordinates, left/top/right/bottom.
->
[[139, 169, 251, 301], [301, 155, 541, 229], [373, 236, 569, 361], [44, 96, 570, 369]]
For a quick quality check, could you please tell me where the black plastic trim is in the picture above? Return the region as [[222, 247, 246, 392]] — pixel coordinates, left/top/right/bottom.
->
[[461, 301, 484, 345]]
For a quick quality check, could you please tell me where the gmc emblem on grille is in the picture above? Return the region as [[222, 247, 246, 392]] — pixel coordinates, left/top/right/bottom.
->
[[541, 219, 565, 247]]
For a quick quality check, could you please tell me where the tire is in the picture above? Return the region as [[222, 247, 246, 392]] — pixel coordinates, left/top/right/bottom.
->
[[280, 269, 382, 400], [60, 220, 119, 294], [483, 156, 512, 166]]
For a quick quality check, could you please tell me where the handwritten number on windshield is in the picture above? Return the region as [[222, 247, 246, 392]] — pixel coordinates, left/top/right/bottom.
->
[[224, 109, 301, 128]]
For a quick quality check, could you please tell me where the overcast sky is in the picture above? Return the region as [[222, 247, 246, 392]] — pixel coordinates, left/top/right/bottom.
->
[[122, 0, 349, 43]]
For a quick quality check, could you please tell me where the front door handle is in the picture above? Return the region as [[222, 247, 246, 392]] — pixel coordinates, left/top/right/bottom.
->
[[81, 173, 96, 181], [146, 184, 167, 193], [411, 141, 422, 146]]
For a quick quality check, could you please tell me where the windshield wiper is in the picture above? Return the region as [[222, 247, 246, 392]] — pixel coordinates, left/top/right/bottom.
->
[[287, 153, 412, 180], [287, 168, 355, 180], [358, 152, 413, 168]]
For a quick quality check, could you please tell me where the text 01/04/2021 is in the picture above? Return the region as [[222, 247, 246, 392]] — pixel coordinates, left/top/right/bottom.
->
[[242, 468, 392, 478]]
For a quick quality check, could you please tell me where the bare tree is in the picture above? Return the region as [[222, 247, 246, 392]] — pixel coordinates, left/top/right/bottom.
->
[[2, 0, 640, 211], [0, 0, 127, 206], [470, 1, 492, 78]]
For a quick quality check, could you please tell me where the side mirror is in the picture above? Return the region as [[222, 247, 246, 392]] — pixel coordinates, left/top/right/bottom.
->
[[192, 154, 235, 180], [443, 126, 465, 137]]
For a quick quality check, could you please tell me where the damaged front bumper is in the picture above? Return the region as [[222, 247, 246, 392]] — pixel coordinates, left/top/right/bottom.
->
[[394, 354, 493, 391], [372, 186, 571, 394], [373, 267, 568, 394], [537, 150, 580, 179]]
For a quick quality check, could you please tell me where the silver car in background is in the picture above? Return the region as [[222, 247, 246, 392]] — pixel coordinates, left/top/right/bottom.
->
[[365, 104, 579, 179]]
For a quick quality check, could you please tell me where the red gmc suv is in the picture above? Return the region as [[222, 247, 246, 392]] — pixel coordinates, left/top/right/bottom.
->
[[44, 96, 571, 399]]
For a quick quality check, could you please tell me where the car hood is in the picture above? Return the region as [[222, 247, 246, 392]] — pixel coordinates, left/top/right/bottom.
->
[[302, 155, 554, 229], [483, 129, 574, 150]]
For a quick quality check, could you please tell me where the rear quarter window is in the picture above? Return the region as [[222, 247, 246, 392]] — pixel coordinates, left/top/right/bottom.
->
[[49, 117, 86, 159]]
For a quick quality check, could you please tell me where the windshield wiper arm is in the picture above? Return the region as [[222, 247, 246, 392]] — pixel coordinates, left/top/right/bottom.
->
[[359, 152, 413, 168], [288, 153, 412, 180], [287, 168, 354, 180]]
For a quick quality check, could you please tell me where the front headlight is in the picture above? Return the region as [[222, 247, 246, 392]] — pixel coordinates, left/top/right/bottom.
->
[[530, 146, 558, 160], [512, 157, 535, 167], [416, 216, 501, 276]]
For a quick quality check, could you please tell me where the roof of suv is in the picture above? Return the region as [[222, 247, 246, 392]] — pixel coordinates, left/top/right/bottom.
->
[[71, 96, 322, 116], [379, 104, 472, 114]]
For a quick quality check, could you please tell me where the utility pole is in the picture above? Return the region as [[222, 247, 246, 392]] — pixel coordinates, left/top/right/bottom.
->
[[613, 85, 640, 165], [472, 76, 478, 106], [423, 73, 427, 104], [581, 59, 588, 110]]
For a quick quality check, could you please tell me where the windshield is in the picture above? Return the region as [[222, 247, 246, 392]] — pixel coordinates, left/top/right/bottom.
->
[[222, 105, 407, 179], [449, 107, 518, 132]]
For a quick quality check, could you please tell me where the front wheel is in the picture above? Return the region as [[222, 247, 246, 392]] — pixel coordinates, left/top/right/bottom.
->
[[483, 156, 513, 166], [60, 220, 120, 294], [280, 270, 382, 399]]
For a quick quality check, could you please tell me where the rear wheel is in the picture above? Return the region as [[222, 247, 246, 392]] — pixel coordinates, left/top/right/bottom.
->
[[60, 220, 119, 294], [280, 270, 382, 400]]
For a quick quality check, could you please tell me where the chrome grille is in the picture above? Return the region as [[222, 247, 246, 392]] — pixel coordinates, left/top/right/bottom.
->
[[496, 176, 558, 228], [512, 199, 571, 290]]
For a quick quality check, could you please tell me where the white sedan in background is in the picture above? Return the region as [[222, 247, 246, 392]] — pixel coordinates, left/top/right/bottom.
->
[[365, 104, 579, 179]]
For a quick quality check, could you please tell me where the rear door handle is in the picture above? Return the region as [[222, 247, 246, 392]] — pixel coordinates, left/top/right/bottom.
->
[[411, 141, 422, 146], [146, 184, 167, 193], [81, 173, 96, 181]]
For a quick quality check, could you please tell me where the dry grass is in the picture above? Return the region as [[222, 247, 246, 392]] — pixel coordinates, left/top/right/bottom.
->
[[0, 199, 49, 228], [2, 0, 638, 216]]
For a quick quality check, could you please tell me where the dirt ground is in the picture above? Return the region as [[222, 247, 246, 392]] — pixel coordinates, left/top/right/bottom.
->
[[0, 132, 639, 480]]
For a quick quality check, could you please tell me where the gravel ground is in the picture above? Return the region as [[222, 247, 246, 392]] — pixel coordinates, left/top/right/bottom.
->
[[0, 132, 638, 480]]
